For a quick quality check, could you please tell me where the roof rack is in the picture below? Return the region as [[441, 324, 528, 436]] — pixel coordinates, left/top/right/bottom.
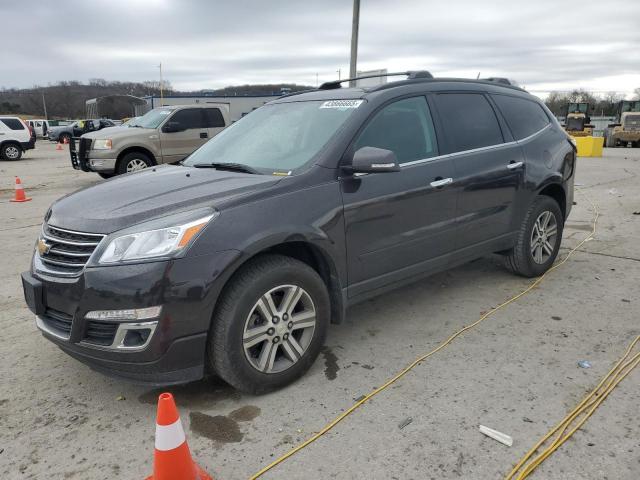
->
[[319, 70, 433, 90], [482, 77, 513, 86]]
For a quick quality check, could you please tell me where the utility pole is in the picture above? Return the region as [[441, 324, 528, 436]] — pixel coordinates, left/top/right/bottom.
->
[[158, 62, 164, 106], [41, 91, 48, 119], [349, 0, 360, 86]]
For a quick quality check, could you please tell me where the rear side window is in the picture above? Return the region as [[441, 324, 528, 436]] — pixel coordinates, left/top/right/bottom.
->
[[0, 118, 25, 130], [354, 96, 438, 163], [492, 95, 550, 140], [204, 108, 225, 128], [434, 93, 503, 152], [170, 109, 206, 129]]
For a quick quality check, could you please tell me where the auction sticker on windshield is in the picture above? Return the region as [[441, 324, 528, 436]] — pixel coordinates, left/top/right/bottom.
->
[[320, 100, 363, 110]]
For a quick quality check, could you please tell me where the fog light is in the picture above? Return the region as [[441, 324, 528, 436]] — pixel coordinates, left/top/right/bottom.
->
[[90, 159, 105, 167], [85, 306, 162, 321]]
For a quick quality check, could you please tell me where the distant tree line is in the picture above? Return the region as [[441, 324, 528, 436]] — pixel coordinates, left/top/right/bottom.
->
[[0, 79, 311, 119]]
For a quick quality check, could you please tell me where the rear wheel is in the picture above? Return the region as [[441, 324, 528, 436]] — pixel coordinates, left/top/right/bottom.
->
[[208, 254, 330, 394], [505, 196, 563, 277], [117, 152, 153, 175], [1, 143, 22, 161]]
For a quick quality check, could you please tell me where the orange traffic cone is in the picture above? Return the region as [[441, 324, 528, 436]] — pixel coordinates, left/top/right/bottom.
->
[[10, 177, 32, 203], [56, 143, 63, 150], [146, 393, 213, 480]]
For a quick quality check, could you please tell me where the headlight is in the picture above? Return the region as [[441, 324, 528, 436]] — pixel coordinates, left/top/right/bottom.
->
[[93, 139, 112, 150], [97, 210, 217, 264]]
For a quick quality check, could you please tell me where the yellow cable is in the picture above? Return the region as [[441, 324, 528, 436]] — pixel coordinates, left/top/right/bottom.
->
[[250, 191, 599, 480], [508, 345, 640, 479]]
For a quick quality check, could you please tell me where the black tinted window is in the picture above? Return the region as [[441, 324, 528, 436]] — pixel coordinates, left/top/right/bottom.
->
[[170, 109, 205, 129], [204, 108, 225, 128], [492, 95, 550, 140], [0, 118, 25, 130], [434, 93, 503, 152], [354, 96, 438, 163]]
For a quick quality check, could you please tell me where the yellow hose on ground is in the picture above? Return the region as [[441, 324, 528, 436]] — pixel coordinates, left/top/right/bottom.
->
[[506, 338, 640, 479], [250, 191, 602, 480]]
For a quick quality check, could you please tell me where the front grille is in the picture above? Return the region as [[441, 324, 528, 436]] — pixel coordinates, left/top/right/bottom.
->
[[84, 321, 118, 346], [42, 308, 73, 336], [623, 115, 640, 131], [39, 224, 105, 275]]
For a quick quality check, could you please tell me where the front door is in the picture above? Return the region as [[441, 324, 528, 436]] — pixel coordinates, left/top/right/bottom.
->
[[341, 96, 458, 298], [159, 108, 209, 163]]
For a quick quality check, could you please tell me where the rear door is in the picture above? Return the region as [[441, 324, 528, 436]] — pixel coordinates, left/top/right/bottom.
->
[[203, 107, 227, 140], [431, 92, 525, 254], [341, 96, 458, 298], [159, 108, 209, 163]]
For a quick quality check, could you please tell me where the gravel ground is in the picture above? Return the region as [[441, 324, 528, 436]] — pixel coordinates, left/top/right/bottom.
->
[[0, 142, 638, 479]]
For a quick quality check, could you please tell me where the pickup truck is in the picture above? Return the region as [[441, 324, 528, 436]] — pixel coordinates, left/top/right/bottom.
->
[[70, 104, 229, 177], [49, 119, 116, 143]]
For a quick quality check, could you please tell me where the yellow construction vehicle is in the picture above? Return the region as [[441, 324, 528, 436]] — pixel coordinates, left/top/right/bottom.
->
[[605, 100, 640, 148], [563, 102, 594, 137]]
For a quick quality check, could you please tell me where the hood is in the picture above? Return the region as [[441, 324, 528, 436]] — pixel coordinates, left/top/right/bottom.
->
[[82, 126, 155, 141], [47, 165, 283, 233]]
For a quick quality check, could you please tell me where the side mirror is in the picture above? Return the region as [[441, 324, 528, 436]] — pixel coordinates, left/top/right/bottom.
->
[[162, 121, 185, 133], [345, 146, 400, 174]]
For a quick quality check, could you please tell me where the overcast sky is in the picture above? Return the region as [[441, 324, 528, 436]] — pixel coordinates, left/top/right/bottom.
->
[[2, 0, 639, 98]]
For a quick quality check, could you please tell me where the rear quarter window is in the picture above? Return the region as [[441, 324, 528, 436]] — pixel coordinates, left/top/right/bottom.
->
[[492, 95, 550, 140], [204, 108, 226, 128], [0, 118, 25, 130], [433, 93, 504, 152]]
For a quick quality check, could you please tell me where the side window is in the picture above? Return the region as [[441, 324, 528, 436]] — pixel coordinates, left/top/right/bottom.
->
[[169, 109, 205, 130], [492, 95, 550, 140], [0, 118, 25, 130], [434, 93, 503, 152], [204, 108, 226, 128], [354, 96, 438, 163]]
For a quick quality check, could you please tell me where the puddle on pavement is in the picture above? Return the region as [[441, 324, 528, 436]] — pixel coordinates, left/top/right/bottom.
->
[[229, 405, 261, 422], [138, 377, 241, 407], [189, 412, 243, 443], [321, 346, 340, 380]]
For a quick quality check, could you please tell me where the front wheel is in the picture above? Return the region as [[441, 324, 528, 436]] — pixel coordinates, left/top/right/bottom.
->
[[117, 152, 153, 174], [505, 196, 564, 278], [209, 254, 330, 394]]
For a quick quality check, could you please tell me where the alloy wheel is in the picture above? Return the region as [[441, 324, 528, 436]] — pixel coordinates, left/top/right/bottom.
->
[[5, 146, 20, 159], [530, 210, 558, 264], [126, 158, 148, 172], [242, 285, 316, 374]]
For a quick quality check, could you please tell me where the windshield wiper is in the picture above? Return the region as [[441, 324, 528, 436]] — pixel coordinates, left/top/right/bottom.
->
[[192, 162, 261, 174]]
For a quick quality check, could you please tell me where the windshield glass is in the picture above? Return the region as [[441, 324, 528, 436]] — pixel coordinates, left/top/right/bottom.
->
[[183, 100, 362, 173], [135, 108, 174, 129]]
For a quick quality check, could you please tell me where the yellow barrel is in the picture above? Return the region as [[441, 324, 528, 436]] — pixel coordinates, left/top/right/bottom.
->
[[574, 136, 604, 157]]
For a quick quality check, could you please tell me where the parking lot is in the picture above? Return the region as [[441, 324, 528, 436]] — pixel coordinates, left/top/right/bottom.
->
[[0, 142, 638, 479]]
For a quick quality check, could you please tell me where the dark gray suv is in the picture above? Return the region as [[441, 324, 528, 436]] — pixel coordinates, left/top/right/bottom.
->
[[21, 72, 575, 393]]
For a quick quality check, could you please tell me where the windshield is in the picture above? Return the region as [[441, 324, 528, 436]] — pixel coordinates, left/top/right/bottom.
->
[[183, 100, 362, 174], [135, 108, 174, 129]]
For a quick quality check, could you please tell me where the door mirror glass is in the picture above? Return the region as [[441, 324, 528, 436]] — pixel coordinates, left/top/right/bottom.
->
[[347, 146, 400, 173], [162, 121, 185, 133]]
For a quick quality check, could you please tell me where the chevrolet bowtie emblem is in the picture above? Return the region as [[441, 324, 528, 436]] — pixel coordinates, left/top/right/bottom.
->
[[37, 238, 51, 256]]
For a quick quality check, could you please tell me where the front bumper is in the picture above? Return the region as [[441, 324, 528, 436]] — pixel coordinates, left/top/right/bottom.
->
[[22, 250, 241, 385]]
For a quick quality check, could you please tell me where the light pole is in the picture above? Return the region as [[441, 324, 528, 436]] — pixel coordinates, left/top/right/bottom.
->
[[349, 0, 360, 86], [157, 62, 164, 106]]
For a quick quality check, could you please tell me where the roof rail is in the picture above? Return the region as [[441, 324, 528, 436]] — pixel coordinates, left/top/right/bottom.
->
[[482, 77, 513, 86], [319, 70, 433, 90]]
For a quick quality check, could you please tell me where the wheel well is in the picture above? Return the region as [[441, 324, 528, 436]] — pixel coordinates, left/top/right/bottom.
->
[[117, 147, 156, 168], [539, 183, 566, 220], [258, 242, 345, 324]]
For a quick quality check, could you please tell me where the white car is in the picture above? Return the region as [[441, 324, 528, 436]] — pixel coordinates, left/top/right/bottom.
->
[[0, 117, 35, 160]]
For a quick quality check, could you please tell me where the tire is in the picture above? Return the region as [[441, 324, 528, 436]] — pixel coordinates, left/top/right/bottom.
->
[[209, 254, 330, 394], [59, 133, 71, 144], [505, 196, 564, 278], [98, 172, 115, 179], [1, 143, 22, 161], [117, 152, 153, 175]]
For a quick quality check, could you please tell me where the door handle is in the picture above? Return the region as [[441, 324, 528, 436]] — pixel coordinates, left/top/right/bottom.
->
[[507, 161, 524, 170], [200, 132, 208, 139], [430, 177, 453, 188]]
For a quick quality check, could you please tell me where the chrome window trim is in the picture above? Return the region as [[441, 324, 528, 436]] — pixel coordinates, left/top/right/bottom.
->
[[398, 123, 551, 169]]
